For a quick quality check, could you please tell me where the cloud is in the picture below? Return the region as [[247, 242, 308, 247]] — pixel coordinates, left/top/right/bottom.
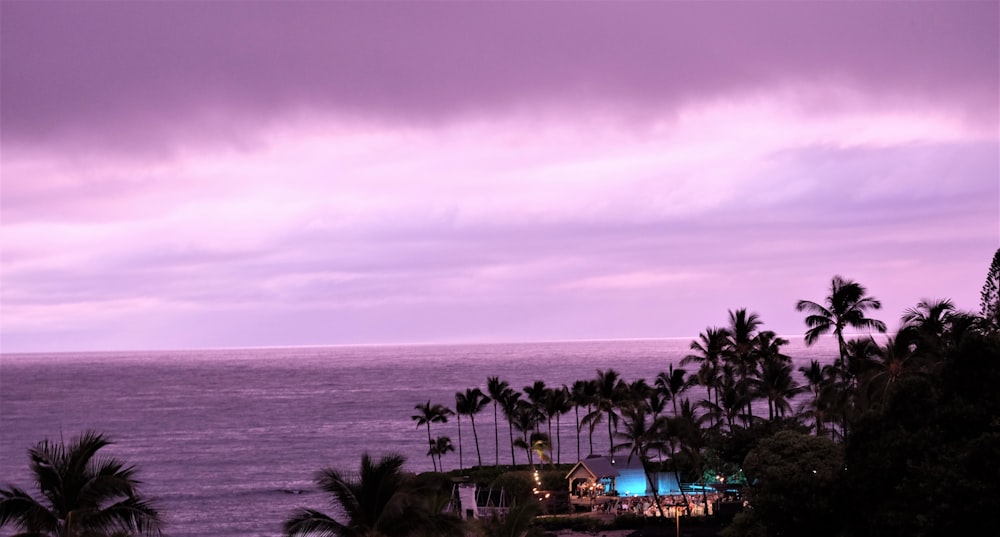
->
[[1, 2, 996, 352], [2, 2, 995, 156]]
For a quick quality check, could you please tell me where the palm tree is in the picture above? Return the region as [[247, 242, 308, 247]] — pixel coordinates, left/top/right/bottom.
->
[[798, 360, 836, 437], [655, 365, 689, 417], [284, 452, 464, 537], [544, 386, 572, 464], [486, 377, 510, 467], [585, 369, 626, 456], [864, 336, 917, 408], [613, 406, 669, 518], [682, 327, 729, 425], [510, 400, 544, 468], [570, 379, 597, 457], [797, 275, 887, 366], [522, 381, 549, 436], [455, 388, 491, 469], [725, 308, 763, 425], [412, 401, 453, 472], [757, 357, 803, 421], [0, 430, 163, 537], [900, 298, 956, 366], [428, 437, 455, 473], [750, 331, 802, 421], [499, 389, 522, 466]]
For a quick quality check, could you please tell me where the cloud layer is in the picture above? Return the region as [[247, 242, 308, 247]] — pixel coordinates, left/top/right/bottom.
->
[[2, 2, 997, 352]]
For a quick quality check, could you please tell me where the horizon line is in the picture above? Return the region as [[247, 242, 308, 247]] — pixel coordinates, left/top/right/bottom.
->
[[0, 332, 881, 357]]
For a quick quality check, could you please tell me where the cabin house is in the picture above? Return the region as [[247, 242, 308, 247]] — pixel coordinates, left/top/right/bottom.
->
[[565, 454, 681, 497]]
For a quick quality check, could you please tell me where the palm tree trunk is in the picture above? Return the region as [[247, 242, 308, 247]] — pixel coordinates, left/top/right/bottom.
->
[[607, 414, 614, 456], [508, 419, 516, 466], [426, 425, 437, 473], [643, 461, 667, 519], [587, 405, 595, 455], [555, 413, 562, 465], [493, 403, 500, 466], [471, 415, 483, 467], [574, 406, 581, 461], [457, 414, 464, 471]]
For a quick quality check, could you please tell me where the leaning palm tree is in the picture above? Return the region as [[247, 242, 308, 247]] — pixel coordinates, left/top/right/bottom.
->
[[486, 377, 510, 467], [797, 275, 887, 366], [0, 430, 163, 537], [411, 401, 453, 472], [284, 452, 464, 537]]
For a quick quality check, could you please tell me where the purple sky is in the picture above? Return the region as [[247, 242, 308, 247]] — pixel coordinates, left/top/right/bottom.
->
[[2, 2, 998, 353]]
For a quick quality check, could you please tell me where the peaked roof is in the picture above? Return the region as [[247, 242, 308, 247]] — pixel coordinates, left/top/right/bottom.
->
[[565, 455, 620, 480]]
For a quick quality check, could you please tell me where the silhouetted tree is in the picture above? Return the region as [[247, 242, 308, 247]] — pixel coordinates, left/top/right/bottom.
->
[[0, 431, 163, 537]]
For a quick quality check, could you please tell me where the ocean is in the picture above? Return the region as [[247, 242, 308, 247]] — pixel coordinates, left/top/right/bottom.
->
[[0, 338, 837, 537]]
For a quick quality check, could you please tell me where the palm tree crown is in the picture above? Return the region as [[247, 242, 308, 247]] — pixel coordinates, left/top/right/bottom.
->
[[284, 452, 463, 537], [797, 275, 887, 364], [0, 430, 163, 537]]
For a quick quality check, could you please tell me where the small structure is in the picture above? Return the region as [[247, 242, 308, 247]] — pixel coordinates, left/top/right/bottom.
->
[[449, 481, 510, 520], [565, 454, 681, 497], [566, 454, 620, 496]]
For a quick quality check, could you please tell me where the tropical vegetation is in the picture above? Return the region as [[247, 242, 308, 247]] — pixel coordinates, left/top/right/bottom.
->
[[0, 430, 164, 537]]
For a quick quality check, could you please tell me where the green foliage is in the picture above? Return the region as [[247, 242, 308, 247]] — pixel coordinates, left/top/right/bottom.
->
[[491, 472, 535, 505], [842, 332, 1000, 537], [284, 452, 464, 537], [538, 469, 567, 491], [980, 248, 1000, 329], [738, 431, 845, 537], [472, 502, 545, 537]]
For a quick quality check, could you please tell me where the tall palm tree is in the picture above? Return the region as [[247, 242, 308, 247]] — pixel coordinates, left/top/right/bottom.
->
[[797, 275, 887, 366], [725, 308, 763, 425], [571, 379, 597, 457], [682, 327, 729, 424], [411, 401, 453, 472], [544, 386, 572, 465], [0, 430, 163, 537], [284, 452, 464, 537], [584, 369, 626, 456], [499, 389, 522, 466], [613, 406, 669, 518], [455, 388, 491, 469], [522, 381, 549, 435], [486, 377, 510, 467], [510, 400, 544, 468]]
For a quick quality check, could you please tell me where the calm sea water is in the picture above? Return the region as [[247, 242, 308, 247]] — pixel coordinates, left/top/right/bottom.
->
[[0, 338, 837, 537]]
